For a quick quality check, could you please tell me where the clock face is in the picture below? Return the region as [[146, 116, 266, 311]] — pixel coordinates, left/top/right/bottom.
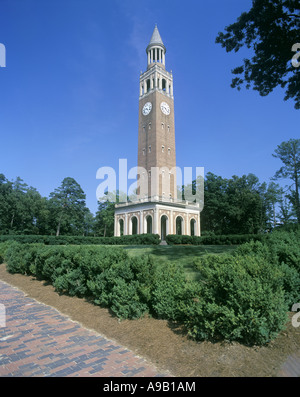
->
[[142, 102, 152, 116], [160, 102, 170, 115]]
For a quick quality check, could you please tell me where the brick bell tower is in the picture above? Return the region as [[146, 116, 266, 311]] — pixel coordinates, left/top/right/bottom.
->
[[137, 24, 177, 201], [114, 25, 201, 240]]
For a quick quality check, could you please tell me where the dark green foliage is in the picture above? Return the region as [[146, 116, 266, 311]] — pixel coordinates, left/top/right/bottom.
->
[[265, 229, 300, 272], [165, 233, 263, 246], [4, 242, 41, 275], [0, 241, 11, 264], [0, 233, 161, 246], [3, 228, 299, 346], [87, 255, 155, 319], [151, 262, 197, 321], [215, 1, 300, 109], [187, 253, 288, 345]]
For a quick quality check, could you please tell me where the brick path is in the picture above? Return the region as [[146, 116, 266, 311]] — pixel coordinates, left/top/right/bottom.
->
[[1, 279, 299, 378], [0, 280, 170, 377], [277, 351, 300, 377]]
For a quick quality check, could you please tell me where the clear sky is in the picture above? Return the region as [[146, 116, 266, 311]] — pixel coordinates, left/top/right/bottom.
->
[[0, 0, 298, 214]]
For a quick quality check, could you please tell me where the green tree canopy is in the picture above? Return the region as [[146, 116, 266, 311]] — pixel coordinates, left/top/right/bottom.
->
[[272, 138, 300, 223], [201, 172, 269, 234], [0, 174, 50, 234], [49, 177, 87, 236], [216, 0, 300, 108]]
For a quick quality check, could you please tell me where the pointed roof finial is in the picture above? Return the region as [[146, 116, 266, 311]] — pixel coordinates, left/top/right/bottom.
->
[[149, 24, 164, 46], [146, 24, 166, 53]]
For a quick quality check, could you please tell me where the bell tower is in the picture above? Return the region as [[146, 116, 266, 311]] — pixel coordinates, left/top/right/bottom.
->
[[114, 25, 201, 239], [137, 25, 176, 200]]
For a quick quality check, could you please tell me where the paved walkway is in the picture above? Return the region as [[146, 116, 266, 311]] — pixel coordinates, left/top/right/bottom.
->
[[1, 279, 299, 378], [0, 280, 170, 377]]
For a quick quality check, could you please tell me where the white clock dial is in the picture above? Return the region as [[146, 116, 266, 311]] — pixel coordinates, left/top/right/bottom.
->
[[142, 102, 152, 116], [160, 102, 170, 115]]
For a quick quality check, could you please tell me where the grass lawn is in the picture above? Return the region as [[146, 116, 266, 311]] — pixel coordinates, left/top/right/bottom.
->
[[122, 244, 238, 280]]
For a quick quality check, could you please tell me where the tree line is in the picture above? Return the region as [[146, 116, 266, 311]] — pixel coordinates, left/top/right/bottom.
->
[[0, 139, 299, 236]]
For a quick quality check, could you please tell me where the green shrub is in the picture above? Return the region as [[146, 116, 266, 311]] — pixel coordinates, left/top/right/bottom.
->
[[151, 262, 192, 321], [0, 233, 161, 246], [110, 279, 149, 319], [2, 231, 297, 346], [265, 230, 300, 272], [5, 242, 42, 275], [165, 233, 263, 246], [0, 241, 12, 264], [235, 238, 300, 307], [87, 255, 156, 319], [186, 253, 288, 345]]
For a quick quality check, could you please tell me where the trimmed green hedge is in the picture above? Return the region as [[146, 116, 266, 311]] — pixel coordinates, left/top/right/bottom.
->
[[0, 228, 298, 346], [165, 233, 264, 245], [0, 233, 161, 246]]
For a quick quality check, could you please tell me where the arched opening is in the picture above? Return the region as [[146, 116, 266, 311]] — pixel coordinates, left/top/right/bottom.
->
[[146, 215, 152, 234], [162, 79, 166, 92], [131, 216, 138, 235], [161, 215, 168, 241], [190, 219, 196, 236], [176, 216, 183, 235], [119, 219, 124, 236], [147, 79, 151, 92]]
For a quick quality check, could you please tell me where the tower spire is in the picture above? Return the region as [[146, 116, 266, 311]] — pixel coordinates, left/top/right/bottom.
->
[[146, 25, 166, 68], [148, 24, 165, 48]]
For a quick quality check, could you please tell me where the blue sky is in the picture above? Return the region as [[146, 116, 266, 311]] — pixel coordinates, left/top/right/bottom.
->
[[0, 0, 298, 214]]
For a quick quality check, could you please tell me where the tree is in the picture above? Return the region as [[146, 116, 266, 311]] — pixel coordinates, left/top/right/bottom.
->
[[95, 191, 118, 237], [0, 174, 14, 233], [263, 181, 284, 228], [216, 0, 300, 108], [0, 175, 49, 234], [83, 208, 96, 236], [49, 177, 87, 236], [272, 138, 300, 223], [201, 172, 268, 234]]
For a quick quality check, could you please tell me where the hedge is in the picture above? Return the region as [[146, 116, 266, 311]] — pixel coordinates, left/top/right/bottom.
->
[[1, 231, 298, 346], [165, 233, 264, 245], [0, 233, 266, 246], [0, 233, 161, 246]]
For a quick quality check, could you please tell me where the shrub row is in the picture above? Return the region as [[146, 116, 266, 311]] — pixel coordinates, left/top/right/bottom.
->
[[181, 231, 300, 344], [0, 233, 264, 246], [0, 242, 188, 321], [0, 233, 161, 246], [166, 233, 264, 245], [0, 229, 298, 346]]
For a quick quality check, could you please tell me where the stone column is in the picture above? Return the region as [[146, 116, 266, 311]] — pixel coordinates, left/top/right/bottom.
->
[[139, 210, 143, 234], [125, 213, 128, 236], [114, 215, 118, 236], [154, 207, 159, 235]]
